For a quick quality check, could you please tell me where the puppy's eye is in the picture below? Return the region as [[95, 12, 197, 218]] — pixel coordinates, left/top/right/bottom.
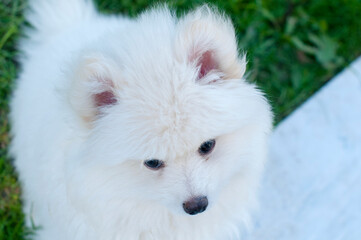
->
[[144, 159, 164, 170], [198, 139, 216, 155]]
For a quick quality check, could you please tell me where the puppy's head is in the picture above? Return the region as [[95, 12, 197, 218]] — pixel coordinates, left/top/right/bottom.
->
[[67, 6, 272, 217]]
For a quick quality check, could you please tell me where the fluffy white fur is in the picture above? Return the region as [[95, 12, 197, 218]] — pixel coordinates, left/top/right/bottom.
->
[[10, 0, 273, 239]]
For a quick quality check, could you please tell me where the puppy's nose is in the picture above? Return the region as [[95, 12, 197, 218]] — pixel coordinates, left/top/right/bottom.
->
[[183, 196, 208, 215]]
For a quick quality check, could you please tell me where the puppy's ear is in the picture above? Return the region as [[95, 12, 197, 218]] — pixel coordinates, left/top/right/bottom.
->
[[176, 6, 246, 83], [69, 53, 119, 122]]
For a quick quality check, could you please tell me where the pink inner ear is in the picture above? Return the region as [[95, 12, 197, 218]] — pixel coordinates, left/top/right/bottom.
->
[[94, 90, 117, 108], [197, 50, 218, 79]]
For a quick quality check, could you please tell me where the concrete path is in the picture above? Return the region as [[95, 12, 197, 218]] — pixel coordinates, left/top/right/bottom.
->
[[244, 57, 361, 240]]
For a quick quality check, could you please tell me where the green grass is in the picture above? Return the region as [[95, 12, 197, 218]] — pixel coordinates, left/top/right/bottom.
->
[[1, 0, 361, 239]]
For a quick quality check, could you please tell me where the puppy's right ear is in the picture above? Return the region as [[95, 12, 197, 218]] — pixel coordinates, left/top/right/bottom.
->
[[69, 53, 119, 123]]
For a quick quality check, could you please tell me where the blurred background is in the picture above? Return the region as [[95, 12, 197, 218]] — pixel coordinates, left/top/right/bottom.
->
[[1, 0, 361, 239]]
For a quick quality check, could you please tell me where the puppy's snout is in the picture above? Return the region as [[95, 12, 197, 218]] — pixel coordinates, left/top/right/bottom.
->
[[182, 196, 208, 215]]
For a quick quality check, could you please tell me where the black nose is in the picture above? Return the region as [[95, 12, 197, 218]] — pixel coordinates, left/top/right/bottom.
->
[[183, 196, 208, 215]]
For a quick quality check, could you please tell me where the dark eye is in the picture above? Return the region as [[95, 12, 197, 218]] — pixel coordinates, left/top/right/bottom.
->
[[198, 139, 216, 155], [144, 159, 164, 170]]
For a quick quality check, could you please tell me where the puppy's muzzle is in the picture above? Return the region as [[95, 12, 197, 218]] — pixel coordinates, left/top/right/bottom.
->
[[182, 196, 208, 215]]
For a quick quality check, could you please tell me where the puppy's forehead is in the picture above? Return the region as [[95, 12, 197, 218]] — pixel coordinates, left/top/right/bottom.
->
[[121, 83, 216, 158], [115, 74, 239, 161], [116, 55, 246, 159]]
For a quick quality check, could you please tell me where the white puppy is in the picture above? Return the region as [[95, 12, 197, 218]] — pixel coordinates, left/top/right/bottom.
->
[[10, 0, 272, 239]]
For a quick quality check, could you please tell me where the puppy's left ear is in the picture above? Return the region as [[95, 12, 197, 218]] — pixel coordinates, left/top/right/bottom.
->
[[176, 6, 246, 82]]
